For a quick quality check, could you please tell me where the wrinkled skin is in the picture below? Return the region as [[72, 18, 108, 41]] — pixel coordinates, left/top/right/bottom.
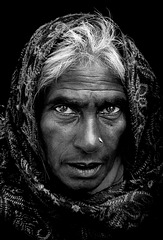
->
[[40, 62, 127, 194]]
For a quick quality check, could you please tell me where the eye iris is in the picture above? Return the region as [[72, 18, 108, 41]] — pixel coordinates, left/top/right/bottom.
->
[[105, 106, 119, 114], [108, 106, 117, 113], [57, 105, 68, 113], [107, 106, 114, 112]]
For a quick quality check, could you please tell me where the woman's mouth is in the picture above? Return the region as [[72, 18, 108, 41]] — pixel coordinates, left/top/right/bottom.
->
[[66, 162, 103, 178]]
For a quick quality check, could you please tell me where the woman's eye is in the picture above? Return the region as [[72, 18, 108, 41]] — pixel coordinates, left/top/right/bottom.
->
[[54, 105, 74, 114], [100, 106, 120, 115]]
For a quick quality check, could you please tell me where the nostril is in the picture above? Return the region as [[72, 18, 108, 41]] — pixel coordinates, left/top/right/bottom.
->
[[74, 137, 101, 153]]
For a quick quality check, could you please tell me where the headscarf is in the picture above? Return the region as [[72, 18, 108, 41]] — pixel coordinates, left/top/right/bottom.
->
[[0, 13, 163, 239]]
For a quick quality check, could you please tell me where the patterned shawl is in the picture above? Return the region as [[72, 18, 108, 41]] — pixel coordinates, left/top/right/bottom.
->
[[0, 13, 163, 239]]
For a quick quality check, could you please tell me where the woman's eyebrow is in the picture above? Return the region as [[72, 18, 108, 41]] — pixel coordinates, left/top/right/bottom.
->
[[97, 96, 127, 106], [46, 96, 88, 108]]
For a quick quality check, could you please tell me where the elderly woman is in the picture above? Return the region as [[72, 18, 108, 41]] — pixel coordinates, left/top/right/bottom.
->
[[0, 13, 162, 240]]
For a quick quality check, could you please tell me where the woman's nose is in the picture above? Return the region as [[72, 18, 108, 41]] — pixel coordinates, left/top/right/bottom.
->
[[73, 117, 102, 153]]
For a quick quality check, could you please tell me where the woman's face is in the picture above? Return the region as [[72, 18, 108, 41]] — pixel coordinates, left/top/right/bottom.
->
[[40, 62, 127, 194]]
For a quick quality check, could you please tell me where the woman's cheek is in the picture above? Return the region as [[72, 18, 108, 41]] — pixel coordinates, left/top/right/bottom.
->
[[104, 115, 126, 148]]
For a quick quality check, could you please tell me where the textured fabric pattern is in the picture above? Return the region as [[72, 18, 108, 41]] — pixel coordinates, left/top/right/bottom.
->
[[0, 13, 163, 239]]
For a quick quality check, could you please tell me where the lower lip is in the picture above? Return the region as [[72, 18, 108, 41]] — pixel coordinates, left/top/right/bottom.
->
[[67, 164, 102, 178]]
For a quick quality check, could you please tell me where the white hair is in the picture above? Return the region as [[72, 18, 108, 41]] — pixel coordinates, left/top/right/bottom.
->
[[38, 14, 125, 91]]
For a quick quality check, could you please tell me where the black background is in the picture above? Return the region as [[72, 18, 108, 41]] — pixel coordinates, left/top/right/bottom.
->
[[1, 0, 162, 105], [0, 1, 163, 235]]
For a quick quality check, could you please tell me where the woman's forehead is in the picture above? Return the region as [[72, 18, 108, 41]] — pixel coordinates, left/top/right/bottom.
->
[[55, 63, 124, 91]]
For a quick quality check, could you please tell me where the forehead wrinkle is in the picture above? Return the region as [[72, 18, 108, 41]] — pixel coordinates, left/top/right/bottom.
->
[[59, 74, 122, 83], [61, 73, 109, 79], [54, 81, 124, 92], [54, 87, 124, 92], [57, 78, 121, 84], [47, 88, 126, 103], [59, 64, 123, 85]]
